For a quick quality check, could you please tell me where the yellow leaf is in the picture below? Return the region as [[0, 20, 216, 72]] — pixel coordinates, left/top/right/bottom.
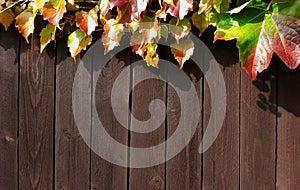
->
[[0, 9, 14, 31], [15, 3, 37, 43]]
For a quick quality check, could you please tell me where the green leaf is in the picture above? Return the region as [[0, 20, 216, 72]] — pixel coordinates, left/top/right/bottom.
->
[[199, 0, 231, 14], [40, 23, 56, 53], [192, 12, 209, 36], [215, 0, 300, 79], [67, 29, 92, 60]]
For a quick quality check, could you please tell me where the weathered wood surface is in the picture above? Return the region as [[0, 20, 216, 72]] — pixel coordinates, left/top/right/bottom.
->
[[0, 28, 299, 190], [55, 38, 90, 190], [0, 27, 19, 190], [19, 32, 55, 189]]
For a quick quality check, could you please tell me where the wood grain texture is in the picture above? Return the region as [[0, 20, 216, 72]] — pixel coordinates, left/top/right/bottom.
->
[[240, 64, 277, 189], [202, 41, 239, 190], [0, 27, 19, 190], [166, 57, 202, 189], [91, 48, 131, 190], [277, 63, 300, 189], [19, 33, 55, 189], [55, 38, 90, 189], [129, 55, 166, 190]]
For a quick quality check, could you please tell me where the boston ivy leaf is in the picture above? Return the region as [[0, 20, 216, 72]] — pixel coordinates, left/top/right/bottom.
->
[[215, 0, 300, 79], [40, 23, 56, 53], [171, 38, 194, 69], [116, 0, 149, 23], [43, 0, 66, 26], [0, 9, 14, 31], [199, 0, 231, 14], [75, 6, 98, 35], [165, 0, 193, 20], [15, 3, 37, 43], [102, 19, 124, 54], [66, 3, 79, 12], [169, 17, 191, 42], [67, 29, 92, 60], [192, 12, 209, 36], [143, 43, 159, 67], [138, 16, 161, 43], [99, 0, 128, 16], [36, 0, 48, 9]]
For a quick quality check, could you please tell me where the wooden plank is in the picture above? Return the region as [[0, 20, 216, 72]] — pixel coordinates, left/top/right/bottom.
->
[[55, 38, 90, 189], [129, 54, 166, 190], [202, 41, 239, 189], [277, 63, 300, 189], [91, 48, 131, 190], [19, 32, 55, 189], [240, 63, 277, 189], [0, 27, 19, 190], [166, 55, 202, 189]]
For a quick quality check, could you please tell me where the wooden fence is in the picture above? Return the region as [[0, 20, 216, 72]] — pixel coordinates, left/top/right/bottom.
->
[[0, 25, 299, 190]]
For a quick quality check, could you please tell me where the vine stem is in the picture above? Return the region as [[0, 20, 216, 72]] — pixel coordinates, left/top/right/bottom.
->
[[266, 0, 273, 12], [0, 0, 29, 14]]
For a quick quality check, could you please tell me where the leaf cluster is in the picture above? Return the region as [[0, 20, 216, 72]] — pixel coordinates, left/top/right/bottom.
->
[[0, 0, 299, 79]]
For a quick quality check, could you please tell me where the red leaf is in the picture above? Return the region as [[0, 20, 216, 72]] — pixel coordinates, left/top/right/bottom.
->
[[116, 0, 150, 23]]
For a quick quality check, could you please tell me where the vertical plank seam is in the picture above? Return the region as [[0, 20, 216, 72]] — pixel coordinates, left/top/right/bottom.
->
[[90, 46, 95, 190], [127, 51, 133, 190], [238, 62, 241, 190], [52, 40, 58, 190], [164, 63, 169, 190], [274, 60, 279, 190], [17, 35, 21, 190], [201, 73, 204, 190]]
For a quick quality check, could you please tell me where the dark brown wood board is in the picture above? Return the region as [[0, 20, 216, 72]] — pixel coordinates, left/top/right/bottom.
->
[[240, 64, 277, 189], [0, 27, 19, 190], [91, 48, 131, 190], [55, 38, 90, 189], [277, 62, 300, 189], [129, 54, 166, 190], [203, 41, 240, 190], [19, 33, 55, 189], [166, 52, 203, 189]]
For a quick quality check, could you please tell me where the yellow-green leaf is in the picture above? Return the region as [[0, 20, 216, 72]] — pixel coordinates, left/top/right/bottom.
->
[[40, 23, 56, 53], [36, 0, 49, 9], [67, 29, 92, 60]]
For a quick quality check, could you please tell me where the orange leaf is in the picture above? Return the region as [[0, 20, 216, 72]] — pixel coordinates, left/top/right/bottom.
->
[[75, 6, 98, 35], [171, 38, 194, 69], [15, 3, 37, 43], [43, 0, 66, 26]]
